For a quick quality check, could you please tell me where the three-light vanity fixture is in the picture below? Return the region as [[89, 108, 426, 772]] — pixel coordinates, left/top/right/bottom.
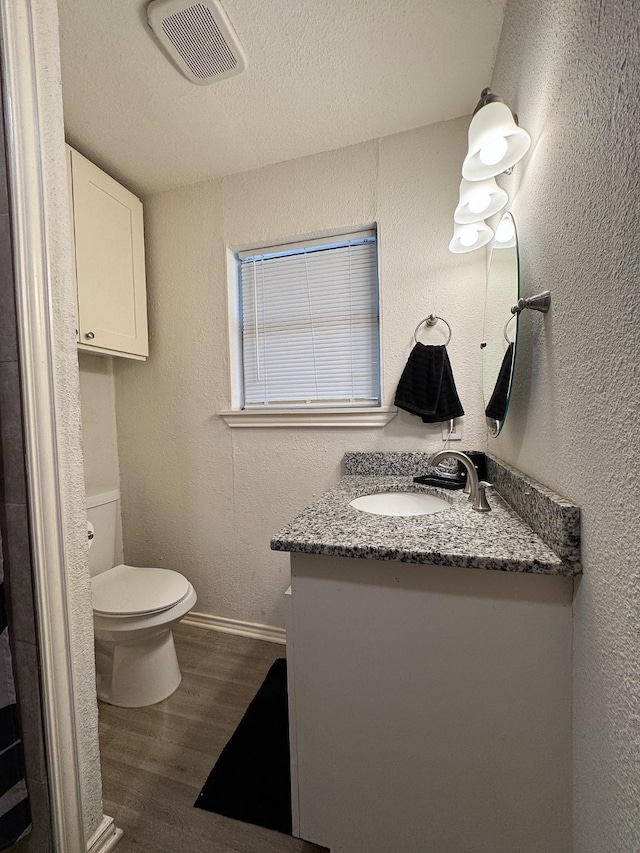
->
[[449, 89, 531, 254]]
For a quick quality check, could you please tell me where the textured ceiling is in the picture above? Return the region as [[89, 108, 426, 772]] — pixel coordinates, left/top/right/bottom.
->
[[58, 0, 507, 195]]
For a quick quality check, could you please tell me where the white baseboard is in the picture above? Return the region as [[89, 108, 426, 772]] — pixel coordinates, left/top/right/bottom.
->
[[182, 611, 286, 645], [87, 815, 123, 853]]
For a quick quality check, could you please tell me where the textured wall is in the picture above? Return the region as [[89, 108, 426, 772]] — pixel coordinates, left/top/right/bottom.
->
[[114, 118, 488, 629], [78, 354, 121, 496], [31, 0, 103, 837], [489, 0, 640, 849]]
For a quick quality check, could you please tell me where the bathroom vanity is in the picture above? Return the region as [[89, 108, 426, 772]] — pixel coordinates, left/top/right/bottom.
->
[[272, 452, 580, 853]]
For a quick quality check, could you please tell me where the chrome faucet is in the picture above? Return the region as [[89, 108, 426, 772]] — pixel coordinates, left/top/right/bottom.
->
[[428, 450, 491, 512]]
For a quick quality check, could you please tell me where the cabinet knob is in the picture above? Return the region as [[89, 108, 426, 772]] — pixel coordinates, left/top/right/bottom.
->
[[84, 331, 95, 340]]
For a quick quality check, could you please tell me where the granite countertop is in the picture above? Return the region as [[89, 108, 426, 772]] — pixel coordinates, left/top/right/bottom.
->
[[271, 474, 580, 576]]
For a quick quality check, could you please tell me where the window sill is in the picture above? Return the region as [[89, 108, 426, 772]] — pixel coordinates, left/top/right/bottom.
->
[[219, 406, 397, 428]]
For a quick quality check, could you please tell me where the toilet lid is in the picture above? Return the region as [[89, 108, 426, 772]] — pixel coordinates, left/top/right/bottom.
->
[[92, 564, 191, 616]]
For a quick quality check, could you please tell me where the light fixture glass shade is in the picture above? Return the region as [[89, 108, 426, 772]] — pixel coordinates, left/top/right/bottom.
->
[[462, 101, 531, 181], [454, 177, 508, 224], [493, 213, 516, 248], [449, 221, 493, 254]]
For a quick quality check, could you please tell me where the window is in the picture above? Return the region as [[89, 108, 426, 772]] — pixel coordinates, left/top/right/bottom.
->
[[237, 230, 381, 410]]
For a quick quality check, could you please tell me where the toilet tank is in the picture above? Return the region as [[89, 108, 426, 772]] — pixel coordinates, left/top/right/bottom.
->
[[86, 490, 123, 577]]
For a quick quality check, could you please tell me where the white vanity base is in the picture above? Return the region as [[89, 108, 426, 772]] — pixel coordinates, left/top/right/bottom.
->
[[286, 553, 572, 853]]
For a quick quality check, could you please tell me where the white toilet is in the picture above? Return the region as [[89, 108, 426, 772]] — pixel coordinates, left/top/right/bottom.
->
[[86, 491, 197, 708]]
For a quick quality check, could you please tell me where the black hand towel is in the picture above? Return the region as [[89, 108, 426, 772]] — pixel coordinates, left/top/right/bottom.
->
[[485, 342, 515, 422], [394, 343, 464, 424]]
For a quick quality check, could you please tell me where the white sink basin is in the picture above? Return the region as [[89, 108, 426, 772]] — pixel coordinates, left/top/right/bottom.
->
[[349, 491, 451, 517]]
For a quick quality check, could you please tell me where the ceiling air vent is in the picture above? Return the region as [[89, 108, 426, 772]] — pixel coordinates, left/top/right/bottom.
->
[[147, 0, 246, 85]]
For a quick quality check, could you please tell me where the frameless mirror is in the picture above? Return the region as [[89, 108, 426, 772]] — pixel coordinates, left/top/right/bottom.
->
[[482, 212, 519, 436]]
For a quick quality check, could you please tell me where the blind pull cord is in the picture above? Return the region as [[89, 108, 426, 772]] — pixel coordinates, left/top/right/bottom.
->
[[252, 258, 261, 382], [347, 241, 355, 400], [303, 250, 320, 400]]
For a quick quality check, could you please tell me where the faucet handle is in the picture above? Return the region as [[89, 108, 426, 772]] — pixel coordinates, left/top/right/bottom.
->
[[472, 481, 492, 513]]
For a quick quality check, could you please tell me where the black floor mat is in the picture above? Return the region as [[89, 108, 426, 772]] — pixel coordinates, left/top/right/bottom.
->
[[194, 658, 292, 835]]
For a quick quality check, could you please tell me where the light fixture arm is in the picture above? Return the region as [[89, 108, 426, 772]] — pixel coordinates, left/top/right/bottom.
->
[[473, 88, 523, 127], [472, 87, 505, 115], [510, 291, 551, 315]]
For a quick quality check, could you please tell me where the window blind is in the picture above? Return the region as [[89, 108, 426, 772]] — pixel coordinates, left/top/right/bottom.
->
[[239, 232, 380, 408]]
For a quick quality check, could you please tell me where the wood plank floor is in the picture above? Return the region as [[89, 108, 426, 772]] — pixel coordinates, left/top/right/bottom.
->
[[99, 624, 326, 853]]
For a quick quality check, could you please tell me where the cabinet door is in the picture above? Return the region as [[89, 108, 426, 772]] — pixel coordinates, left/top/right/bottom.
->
[[70, 148, 148, 357]]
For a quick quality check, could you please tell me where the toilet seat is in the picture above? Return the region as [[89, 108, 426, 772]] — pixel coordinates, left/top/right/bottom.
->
[[92, 564, 191, 617]]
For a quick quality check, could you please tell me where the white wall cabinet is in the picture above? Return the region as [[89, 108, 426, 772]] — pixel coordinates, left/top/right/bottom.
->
[[66, 145, 148, 359]]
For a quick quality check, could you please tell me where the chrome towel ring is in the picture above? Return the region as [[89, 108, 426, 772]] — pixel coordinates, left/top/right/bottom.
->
[[414, 313, 452, 346], [504, 313, 517, 343]]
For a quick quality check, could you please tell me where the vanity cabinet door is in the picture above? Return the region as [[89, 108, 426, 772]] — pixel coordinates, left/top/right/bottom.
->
[[68, 146, 148, 359], [288, 553, 573, 853]]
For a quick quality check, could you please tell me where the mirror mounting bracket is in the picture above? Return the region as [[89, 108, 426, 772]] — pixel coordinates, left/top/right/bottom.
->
[[511, 290, 551, 315]]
